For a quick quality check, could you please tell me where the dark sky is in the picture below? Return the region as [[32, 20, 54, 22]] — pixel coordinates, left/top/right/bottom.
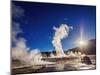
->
[[12, 1, 96, 52]]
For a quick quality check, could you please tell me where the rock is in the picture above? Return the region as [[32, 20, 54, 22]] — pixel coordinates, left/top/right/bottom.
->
[[81, 56, 92, 65]]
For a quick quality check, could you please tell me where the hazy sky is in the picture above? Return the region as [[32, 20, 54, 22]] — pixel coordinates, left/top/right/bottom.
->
[[12, 1, 96, 52]]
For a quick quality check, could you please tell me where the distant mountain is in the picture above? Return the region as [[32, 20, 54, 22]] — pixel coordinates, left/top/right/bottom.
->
[[68, 39, 96, 55]]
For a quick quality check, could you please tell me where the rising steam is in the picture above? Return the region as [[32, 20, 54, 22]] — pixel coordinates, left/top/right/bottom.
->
[[12, 4, 74, 70], [12, 4, 54, 68], [52, 24, 72, 56]]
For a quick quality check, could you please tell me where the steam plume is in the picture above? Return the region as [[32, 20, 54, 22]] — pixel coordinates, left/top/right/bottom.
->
[[52, 24, 72, 56], [12, 4, 46, 67]]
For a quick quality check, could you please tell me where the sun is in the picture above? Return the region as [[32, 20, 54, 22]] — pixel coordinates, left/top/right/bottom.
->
[[75, 25, 88, 47], [77, 39, 88, 47]]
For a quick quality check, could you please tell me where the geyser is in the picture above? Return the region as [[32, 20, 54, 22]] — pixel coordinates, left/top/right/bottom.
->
[[52, 24, 72, 57]]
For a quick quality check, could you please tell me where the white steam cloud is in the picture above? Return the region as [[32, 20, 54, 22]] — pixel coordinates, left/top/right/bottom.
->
[[12, 22, 23, 43], [11, 23, 47, 66], [52, 24, 72, 56], [12, 4, 28, 62], [12, 4, 54, 68], [12, 38, 29, 61], [12, 4, 42, 66]]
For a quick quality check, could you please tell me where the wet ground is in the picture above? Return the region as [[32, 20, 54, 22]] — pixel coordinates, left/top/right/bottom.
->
[[12, 55, 96, 75]]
